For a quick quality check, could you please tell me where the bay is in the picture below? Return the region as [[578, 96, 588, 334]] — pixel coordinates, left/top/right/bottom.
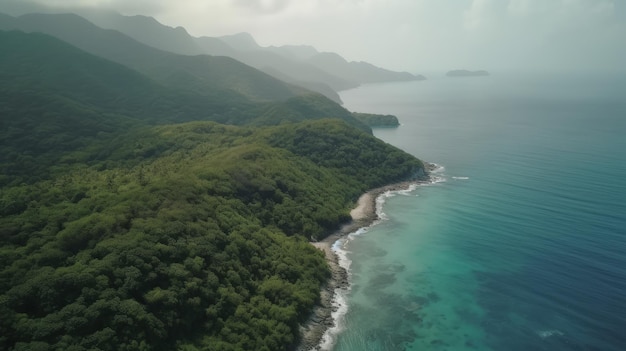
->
[[329, 73, 626, 351]]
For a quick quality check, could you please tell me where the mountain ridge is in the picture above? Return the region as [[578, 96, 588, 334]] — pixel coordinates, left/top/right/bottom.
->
[[0, 29, 370, 184], [0, 13, 309, 103], [70, 10, 426, 98], [0, 29, 426, 351], [1, 9, 426, 103]]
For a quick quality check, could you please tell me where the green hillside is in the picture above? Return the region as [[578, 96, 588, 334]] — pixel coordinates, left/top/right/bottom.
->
[[352, 112, 401, 127], [7, 10, 427, 101], [0, 30, 249, 185], [0, 30, 426, 351], [0, 30, 369, 185], [0, 30, 194, 112], [0, 13, 306, 102]]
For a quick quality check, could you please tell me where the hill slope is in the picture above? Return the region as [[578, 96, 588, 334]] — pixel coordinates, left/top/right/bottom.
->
[[0, 30, 368, 185], [0, 13, 304, 103], [73, 11, 424, 93], [0, 29, 426, 351], [308, 52, 426, 84], [0, 29, 249, 184]]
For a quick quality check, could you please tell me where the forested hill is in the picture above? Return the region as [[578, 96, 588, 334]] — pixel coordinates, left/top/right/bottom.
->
[[0, 30, 426, 351], [1, 10, 426, 103], [0, 13, 305, 103], [0, 30, 367, 186]]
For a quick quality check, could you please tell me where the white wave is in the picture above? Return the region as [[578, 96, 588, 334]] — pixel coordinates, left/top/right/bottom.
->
[[428, 162, 445, 174], [452, 176, 470, 180], [318, 170, 447, 350], [376, 192, 391, 220], [320, 236, 357, 350], [318, 285, 350, 350], [423, 162, 448, 184], [429, 175, 447, 184], [537, 329, 564, 339]]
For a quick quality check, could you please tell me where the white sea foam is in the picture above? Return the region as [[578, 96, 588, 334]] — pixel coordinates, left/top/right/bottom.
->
[[537, 329, 564, 339], [319, 236, 357, 350], [318, 284, 350, 350], [318, 175, 442, 350], [428, 175, 447, 184], [452, 176, 470, 180], [429, 163, 446, 174]]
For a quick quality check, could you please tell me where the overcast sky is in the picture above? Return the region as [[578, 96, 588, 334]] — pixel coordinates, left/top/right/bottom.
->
[[2, 0, 625, 73]]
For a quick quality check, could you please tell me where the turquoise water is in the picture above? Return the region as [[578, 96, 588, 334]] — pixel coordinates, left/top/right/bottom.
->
[[328, 73, 626, 350]]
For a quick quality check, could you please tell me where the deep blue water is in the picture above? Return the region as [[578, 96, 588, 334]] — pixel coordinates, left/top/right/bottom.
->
[[327, 73, 626, 351]]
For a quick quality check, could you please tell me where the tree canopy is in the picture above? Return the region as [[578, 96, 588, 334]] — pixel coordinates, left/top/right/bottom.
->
[[0, 30, 426, 351]]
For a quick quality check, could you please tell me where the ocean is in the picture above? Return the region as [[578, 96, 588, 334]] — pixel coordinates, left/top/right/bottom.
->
[[324, 72, 626, 351]]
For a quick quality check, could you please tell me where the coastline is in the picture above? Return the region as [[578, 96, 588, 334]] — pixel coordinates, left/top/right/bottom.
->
[[296, 173, 434, 351]]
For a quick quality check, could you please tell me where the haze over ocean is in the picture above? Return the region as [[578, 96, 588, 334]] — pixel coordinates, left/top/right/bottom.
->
[[330, 73, 626, 350]]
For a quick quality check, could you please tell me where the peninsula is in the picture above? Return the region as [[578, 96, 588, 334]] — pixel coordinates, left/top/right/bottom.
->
[[352, 112, 400, 127], [297, 162, 438, 350], [0, 27, 427, 351]]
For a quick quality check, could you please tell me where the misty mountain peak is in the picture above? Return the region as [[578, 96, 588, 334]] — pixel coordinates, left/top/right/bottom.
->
[[218, 32, 260, 51], [310, 52, 349, 66], [269, 44, 319, 60]]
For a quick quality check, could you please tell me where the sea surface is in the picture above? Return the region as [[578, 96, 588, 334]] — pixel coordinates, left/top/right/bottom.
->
[[326, 72, 626, 351]]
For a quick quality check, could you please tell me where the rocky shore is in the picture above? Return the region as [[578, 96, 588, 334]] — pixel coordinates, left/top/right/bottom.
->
[[295, 175, 433, 351]]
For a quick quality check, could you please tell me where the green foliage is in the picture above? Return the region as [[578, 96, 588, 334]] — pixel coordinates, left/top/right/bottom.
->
[[266, 119, 425, 188], [0, 119, 424, 351], [0, 30, 426, 351], [0, 14, 308, 104], [0, 30, 250, 124], [0, 30, 370, 186], [352, 112, 400, 127]]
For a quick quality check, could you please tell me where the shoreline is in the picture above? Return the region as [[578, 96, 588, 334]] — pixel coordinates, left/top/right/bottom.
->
[[296, 173, 434, 351]]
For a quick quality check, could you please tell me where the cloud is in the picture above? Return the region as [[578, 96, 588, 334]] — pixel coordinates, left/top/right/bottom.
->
[[0, 0, 167, 15], [0, 0, 623, 72], [616, 0, 626, 20], [231, 0, 291, 14], [464, 0, 508, 30], [453, 0, 625, 72]]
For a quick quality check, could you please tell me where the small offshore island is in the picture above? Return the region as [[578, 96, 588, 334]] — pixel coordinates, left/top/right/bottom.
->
[[446, 69, 490, 77]]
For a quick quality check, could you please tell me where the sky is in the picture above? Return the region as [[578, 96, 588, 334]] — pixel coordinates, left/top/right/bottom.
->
[[2, 0, 625, 73]]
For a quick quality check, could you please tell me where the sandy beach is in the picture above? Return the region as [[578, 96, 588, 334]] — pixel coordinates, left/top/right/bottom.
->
[[296, 179, 428, 351]]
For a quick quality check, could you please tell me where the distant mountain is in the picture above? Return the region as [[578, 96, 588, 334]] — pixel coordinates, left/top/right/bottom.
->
[[1, 29, 160, 107], [234, 50, 357, 91], [207, 35, 425, 87], [261, 66, 343, 103], [0, 11, 16, 24], [266, 44, 319, 60], [78, 9, 205, 56], [193, 35, 236, 56], [0, 13, 306, 103], [446, 69, 490, 77], [74, 11, 349, 102], [0, 29, 196, 181], [0, 29, 425, 351], [0, 29, 368, 182], [69, 10, 425, 97], [217, 32, 261, 51], [308, 52, 425, 84]]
